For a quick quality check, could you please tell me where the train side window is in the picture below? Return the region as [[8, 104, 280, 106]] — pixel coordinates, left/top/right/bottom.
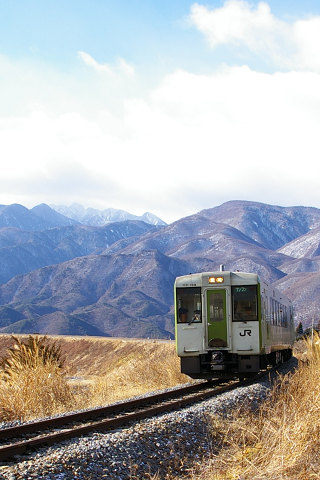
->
[[290, 306, 294, 324], [278, 302, 281, 326], [232, 285, 258, 321], [271, 298, 275, 325], [282, 305, 288, 327], [176, 287, 202, 324], [263, 298, 268, 321]]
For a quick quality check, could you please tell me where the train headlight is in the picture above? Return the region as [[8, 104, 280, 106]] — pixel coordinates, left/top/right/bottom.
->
[[208, 276, 224, 284]]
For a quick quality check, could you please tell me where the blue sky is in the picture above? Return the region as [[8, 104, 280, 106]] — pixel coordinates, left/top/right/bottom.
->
[[1, 1, 320, 222], [2, 1, 320, 71]]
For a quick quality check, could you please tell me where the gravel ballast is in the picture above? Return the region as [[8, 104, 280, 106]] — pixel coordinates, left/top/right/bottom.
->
[[0, 359, 297, 480]]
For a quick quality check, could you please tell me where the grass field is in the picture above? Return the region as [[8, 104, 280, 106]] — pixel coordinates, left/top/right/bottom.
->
[[0, 334, 190, 421], [182, 334, 320, 480], [1, 333, 318, 479]]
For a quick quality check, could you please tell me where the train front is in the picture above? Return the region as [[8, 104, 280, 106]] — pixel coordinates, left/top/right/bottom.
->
[[174, 271, 261, 379]]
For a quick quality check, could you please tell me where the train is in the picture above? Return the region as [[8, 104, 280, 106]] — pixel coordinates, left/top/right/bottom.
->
[[174, 268, 295, 379]]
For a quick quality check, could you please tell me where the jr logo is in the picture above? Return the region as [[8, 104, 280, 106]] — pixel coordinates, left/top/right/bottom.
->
[[240, 329, 252, 337]]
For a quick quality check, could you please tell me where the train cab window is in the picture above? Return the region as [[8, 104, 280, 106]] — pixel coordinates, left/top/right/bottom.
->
[[176, 287, 202, 324], [232, 285, 258, 321]]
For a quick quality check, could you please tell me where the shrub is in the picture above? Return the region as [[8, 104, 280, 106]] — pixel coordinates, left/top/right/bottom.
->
[[0, 335, 74, 421], [193, 333, 320, 480], [1, 335, 64, 379]]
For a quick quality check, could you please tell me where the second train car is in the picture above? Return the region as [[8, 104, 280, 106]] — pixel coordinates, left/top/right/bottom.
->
[[175, 269, 295, 379]]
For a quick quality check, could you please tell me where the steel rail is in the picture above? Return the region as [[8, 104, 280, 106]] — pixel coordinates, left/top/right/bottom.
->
[[0, 380, 211, 442], [0, 370, 271, 462]]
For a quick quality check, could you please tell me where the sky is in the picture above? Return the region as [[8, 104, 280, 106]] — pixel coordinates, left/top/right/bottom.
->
[[1, 0, 320, 223]]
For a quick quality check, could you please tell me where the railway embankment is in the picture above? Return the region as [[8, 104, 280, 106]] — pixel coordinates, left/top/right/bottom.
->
[[0, 362, 295, 480], [0, 335, 188, 422], [0, 335, 317, 479], [194, 335, 320, 480]]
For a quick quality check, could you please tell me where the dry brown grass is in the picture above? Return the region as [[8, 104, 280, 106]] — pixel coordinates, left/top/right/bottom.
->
[[65, 338, 190, 408], [0, 336, 74, 421], [189, 335, 320, 480], [2, 335, 64, 378], [0, 335, 189, 422], [0, 364, 75, 421]]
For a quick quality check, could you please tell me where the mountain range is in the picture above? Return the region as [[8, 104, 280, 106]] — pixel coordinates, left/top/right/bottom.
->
[[0, 200, 319, 338], [50, 203, 166, 226]]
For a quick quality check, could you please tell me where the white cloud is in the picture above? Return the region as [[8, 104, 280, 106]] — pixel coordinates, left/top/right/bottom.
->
[[2, 3, 320, 222], [78, 51, 113, 74], [189, 1, 320, 72], [292, 17, 320, 71], [1, 61, 320, 222], [116, 58, 135, 78], [190, 1, 283, 49], [78, 51, 135, 77]]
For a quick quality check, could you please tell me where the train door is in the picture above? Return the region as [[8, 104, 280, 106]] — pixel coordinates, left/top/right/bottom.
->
[[206, 289, 228, 348]]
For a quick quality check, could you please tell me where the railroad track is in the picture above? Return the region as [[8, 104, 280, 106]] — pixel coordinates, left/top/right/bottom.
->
[[0, 371, 270, 462]]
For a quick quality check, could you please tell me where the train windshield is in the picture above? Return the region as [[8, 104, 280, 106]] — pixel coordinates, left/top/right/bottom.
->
[[232, 285, 258, 321], [176, 287, 202, 324]]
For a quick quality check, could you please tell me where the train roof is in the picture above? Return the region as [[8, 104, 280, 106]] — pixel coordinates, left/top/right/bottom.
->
[[175, 271, 292, 305], [175, 271, 260, 287]]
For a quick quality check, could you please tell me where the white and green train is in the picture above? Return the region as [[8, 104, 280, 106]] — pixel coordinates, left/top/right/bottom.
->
[[174, 269, 295, 379]]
